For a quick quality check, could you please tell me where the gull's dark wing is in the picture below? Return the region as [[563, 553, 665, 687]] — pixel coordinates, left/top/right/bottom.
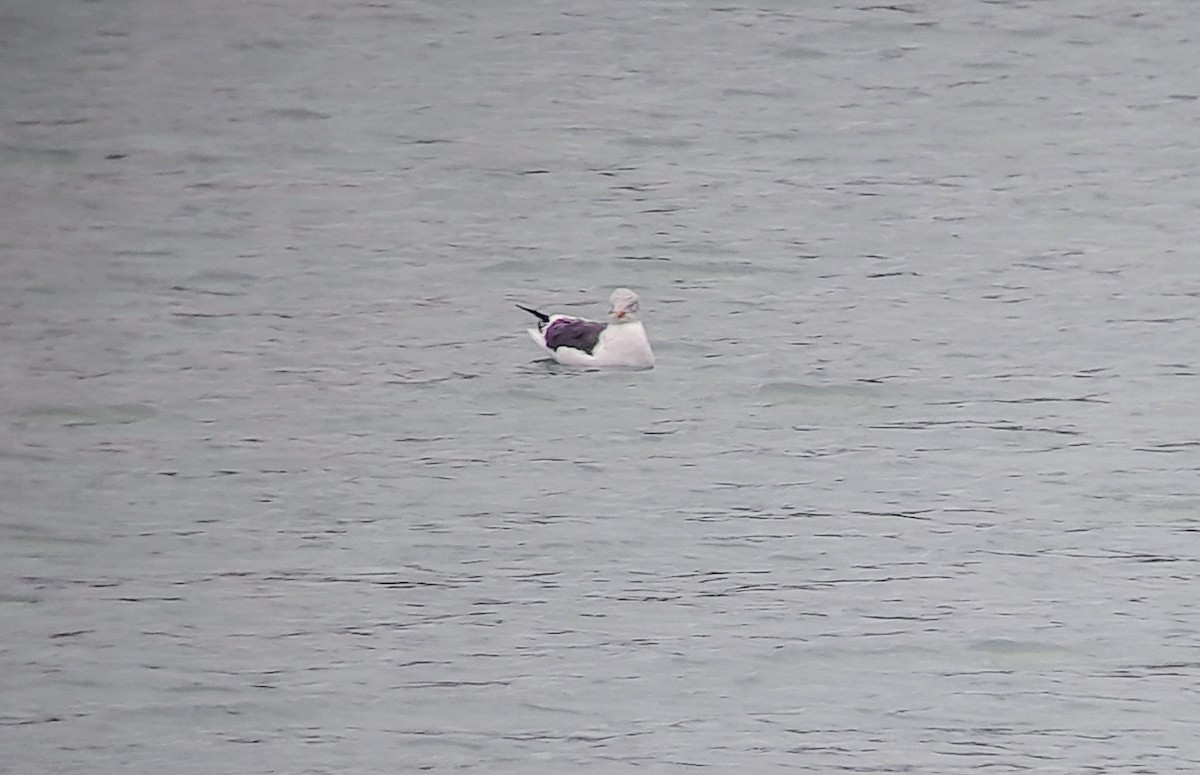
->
[[543, 317, 606, 354]]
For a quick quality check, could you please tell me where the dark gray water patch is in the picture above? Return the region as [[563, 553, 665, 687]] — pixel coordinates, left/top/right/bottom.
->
[[182, 179, 260, 193], [170, 311, 240, 325], [931, 394, 1108, 406], [11, 403, 157, 427], [775, 46, 830, 61], [722, 87, 799, 101], [866, 270, 920, 278], [679, 259, 801, 276], [1110, 316, 1195, 326], [183, 151, 235, 165], [701, 532, 810, 549], [0, 713, 66, 725], [265, 107, 332, 121], [736, 130, 808, 146], [783, 445, 872, 460], [1118, 552, 1185, 564], [12, 116, 88, 127], [0, 523, 97, 545], [1134, 441, 1200, 453], [968, 639, 1074, 659], [1107, 662, 1200, 678], [48, 629, 93, 640], [0, 144, 81, 163], [387, 372, 481, 387], [0, 447, 53, 462], [481, 258, 540, 273], [755, 381, 880, 406], [851, 508, 935, 521], [620, 134, 698, 149], [172, 270, 259, 297], [1003, 24, 1057, 40], [232, 37, 288, 51], [679, 508, 767, 523], [681, 505, 812, 523], [938, 506, 1003, 527], [111, 249, 176, 259], [590, 164, 639, 177], [872, 419, 1080, 436], [396, 135, 453, 146], [609, 181, 667, 193], [220, 568, 485, 591], [640, 418, 700, 437], [858, 4, 923, 14]]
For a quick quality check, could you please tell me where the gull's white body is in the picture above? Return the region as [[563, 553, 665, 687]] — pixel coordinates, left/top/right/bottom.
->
[[527, 318, 654, 369]]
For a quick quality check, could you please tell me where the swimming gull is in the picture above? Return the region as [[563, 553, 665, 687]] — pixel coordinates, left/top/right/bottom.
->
[[517, 288, 655, 369]]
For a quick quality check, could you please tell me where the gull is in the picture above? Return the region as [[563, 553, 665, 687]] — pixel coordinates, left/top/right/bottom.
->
[[517, 288, 654, 369]]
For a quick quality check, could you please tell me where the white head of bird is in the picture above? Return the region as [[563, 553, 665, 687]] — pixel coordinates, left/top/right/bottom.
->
[[608, 288, 640, 323]]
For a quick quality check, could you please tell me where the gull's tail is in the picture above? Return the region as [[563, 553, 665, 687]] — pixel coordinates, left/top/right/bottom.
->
[[516, 304, 550, 325]]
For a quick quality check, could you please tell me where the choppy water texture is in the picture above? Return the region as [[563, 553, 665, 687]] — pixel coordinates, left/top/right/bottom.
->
[[3, 1, 1199, 772]]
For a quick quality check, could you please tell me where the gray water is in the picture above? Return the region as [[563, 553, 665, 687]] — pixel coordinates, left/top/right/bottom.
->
[[3, 1, 1199, 772]]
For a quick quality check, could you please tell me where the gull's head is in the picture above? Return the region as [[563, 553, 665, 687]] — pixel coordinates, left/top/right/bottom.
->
[[608, 288, 641, 323]]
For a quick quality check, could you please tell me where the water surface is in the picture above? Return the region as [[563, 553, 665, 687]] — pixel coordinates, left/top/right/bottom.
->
[[2, 1, 1199, 772]]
